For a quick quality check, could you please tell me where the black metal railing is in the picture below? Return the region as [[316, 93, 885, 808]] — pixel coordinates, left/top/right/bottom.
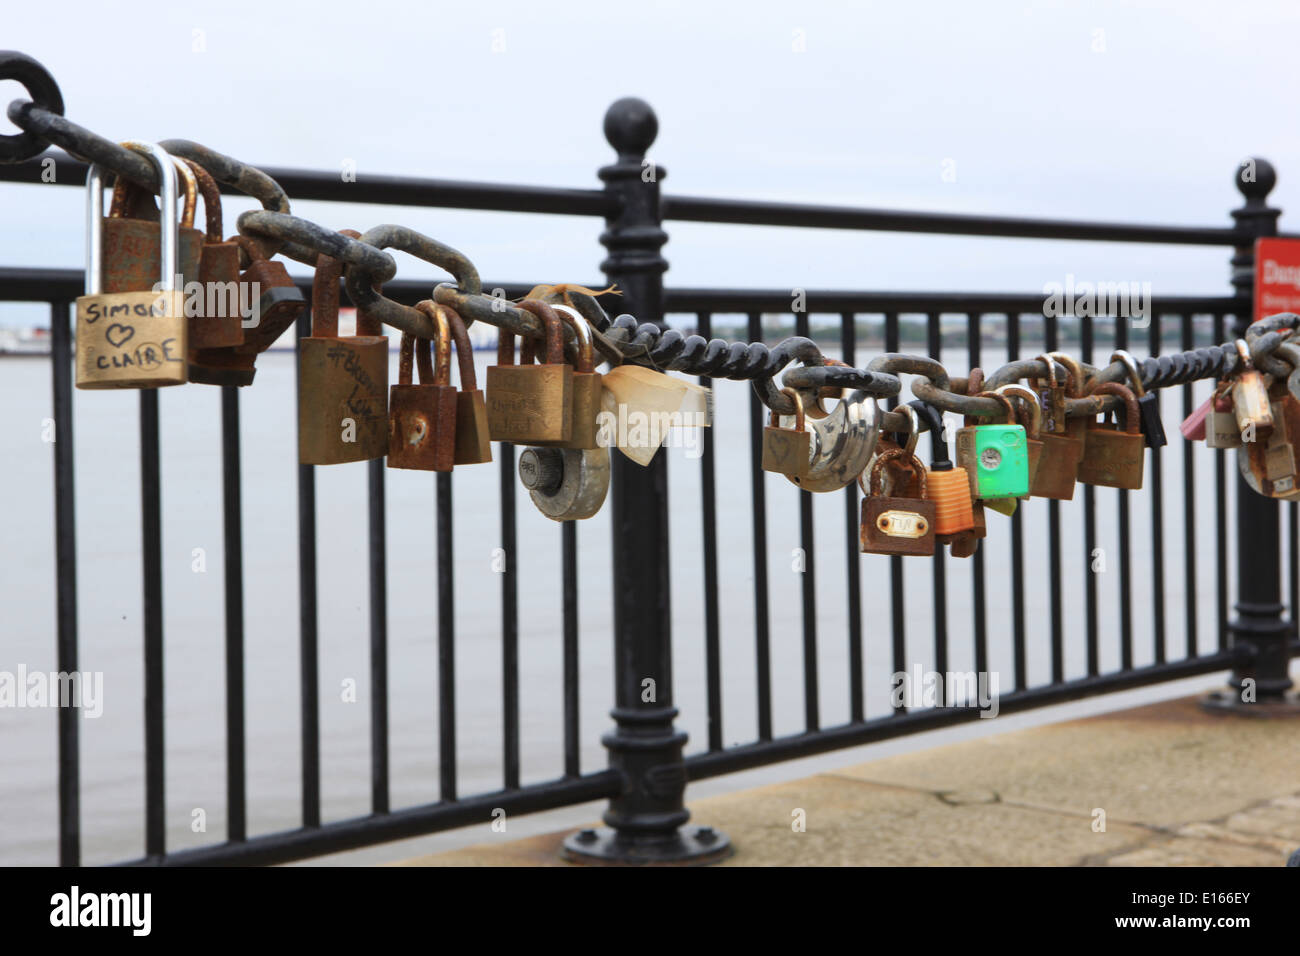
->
[[1, 96, 1296, 866]]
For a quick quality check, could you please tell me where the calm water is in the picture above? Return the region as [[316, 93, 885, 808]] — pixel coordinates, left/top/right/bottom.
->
[[0, 343, 1236, 865]]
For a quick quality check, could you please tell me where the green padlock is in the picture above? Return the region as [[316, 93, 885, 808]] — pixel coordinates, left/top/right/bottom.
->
[[955, 391, 1030, 500]]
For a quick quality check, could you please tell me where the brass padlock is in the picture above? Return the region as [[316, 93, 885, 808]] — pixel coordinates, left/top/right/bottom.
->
[[441, 304, 492, 466], [1232, 339, 1274, 438], [102, 146, 202, 294], [184, 158, 244, 352], [1077, 383, 1145, 490], [189, 234, 308, 386], [544, 303, 603, 449], [76, 142, 188, 389], [388, 303, 458, 472], [1206, 386, 1244, 448], [761, 387, 812, 477], [1029, 354, 1083, 500], [298, 249, 389, 465], [859, 446, 937, 556], [994, 383, 1043, 494], [486, 300, 573, 444]]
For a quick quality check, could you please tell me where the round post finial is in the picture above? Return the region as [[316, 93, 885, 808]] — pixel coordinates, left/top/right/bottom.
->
[[603, 97, 658, 161], [1236, 157, 1277, 204]]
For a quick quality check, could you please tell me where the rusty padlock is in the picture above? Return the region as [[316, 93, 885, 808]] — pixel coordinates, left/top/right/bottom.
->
[[439, 304, 492, 465], [183, 158, 243, 352], [486, 300, 573, 443], [761, 387, 812, 477], [1029, 354, 1084, 500], [1076, 382, 1145, 490], [189, 234, 307, 386], [859, 446, 937, 556], [388, 302, 458, 472], [102, 147, 203, 295], [298, 249, 389, 465]]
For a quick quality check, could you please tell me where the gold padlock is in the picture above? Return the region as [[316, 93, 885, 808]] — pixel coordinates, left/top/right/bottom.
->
[[523, 301, 602, 449], [1076, 382, 1145, 490], [297, 248, 389, 465], [486, 300, 573, 444], [1029, 353, 1084, 499], [761, 387, 812, 477], [76, 142, 188, 389]]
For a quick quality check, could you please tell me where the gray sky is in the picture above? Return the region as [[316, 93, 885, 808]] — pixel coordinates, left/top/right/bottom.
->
[[3, 0, 1299, 328]]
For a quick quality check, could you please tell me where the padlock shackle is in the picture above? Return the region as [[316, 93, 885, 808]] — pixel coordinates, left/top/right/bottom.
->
[[906, 400, 952, 468], [397, 331, 439, 387], [549, 303, 596, 374], [440, 303, 479, 392], [413, 301, 453, 388], [86, 141, 179, 297], [1046, 351, 1088, 398], [994, 383, 1042, 439], [862, 446, 928, 499], [1109, 350, 1146, 397], [515, 299, 566, 366], [770, 386, 806, 431], [181, 158, 223, 242], [975, 390, 1017, 425], [310, 230, 380, 339], [1091, 382, 1141, 434]]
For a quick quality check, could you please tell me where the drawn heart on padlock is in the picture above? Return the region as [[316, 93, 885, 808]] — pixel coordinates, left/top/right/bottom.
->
[[105, 323, 135, 349]]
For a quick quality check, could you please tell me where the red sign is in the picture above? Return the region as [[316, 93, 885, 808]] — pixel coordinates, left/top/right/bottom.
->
[[1254, 238, 1300, 322]]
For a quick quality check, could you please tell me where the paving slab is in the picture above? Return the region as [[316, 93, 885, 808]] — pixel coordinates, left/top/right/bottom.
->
[[396, 696, 1300, 867]]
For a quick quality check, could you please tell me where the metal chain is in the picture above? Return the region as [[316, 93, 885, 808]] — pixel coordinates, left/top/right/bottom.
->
[[4, 56, 1299, 430]]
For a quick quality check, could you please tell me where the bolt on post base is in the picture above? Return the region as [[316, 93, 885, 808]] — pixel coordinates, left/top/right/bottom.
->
[[1200, 688, 1300, 716], [562, 824, 732, 866]]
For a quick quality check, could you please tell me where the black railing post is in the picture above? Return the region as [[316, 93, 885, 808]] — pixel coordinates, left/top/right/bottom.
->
[[562, 98, 731, 864], [1206, 157, 1299, 711]]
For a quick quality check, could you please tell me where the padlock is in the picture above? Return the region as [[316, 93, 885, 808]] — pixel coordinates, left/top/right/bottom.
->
[[189, 234, 307, 386], [518, 445, 611, 520], [1047, 351, 1092, 452], [298, 249, 389, 465], [1181, 392, 1214, 441], [786, 387, 879, 493], [102, 146, 203, 294], [528, 302, 602, 449], [75, 142, 188, 389], [955, 391, 1030, 499], [1029, 354, 1084, 500], [994, 383, 1043, 494], [486, 300, 573, 444], [1076, 383, 1145, 490], [441, 304, 492, 466], [908, 401, 978, 549], [1232, 339, 1274, 437], [761, 387, 812, 477], [184, 158, 243, 352], [859, 446, 937, 556], [1206, 389, 1244, 449], [1111, 350, 1165, 448], [387, 302, 458, 472], [1242, 394, 1300, 497]]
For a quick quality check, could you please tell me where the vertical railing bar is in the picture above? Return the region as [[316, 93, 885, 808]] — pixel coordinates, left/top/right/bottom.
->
[[436, 471, 456, 801], [501, 444, 522, 787], [561, 520, 579, 777], [886, 312, 906, 708], [368, 458, 389, 814], [220, 386, 247, 840], [1214, 312, 1229, 650], [140, 389, 165, 858], [794, 310, 819, 731], [294, 310, 321, 828], [1148, 313, 1166, 664], [1080, 314, 1098, 677], [1115, 319, 1133, 670], [1290, 503, 1298, 632], [927, 311, 946, 705], [1045, 316, 1063, 684], [51, 300, 80, 867], [1008, 311, 1027, 690], [842, 312, 864, 722], [697, 312, 723, 750], [1181, 314, 1198, 658], [748, 311, 773, 741], [967, 312, 987, 679]]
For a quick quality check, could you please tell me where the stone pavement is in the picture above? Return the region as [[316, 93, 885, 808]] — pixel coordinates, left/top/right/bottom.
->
[[396, 696, 1300, 866]]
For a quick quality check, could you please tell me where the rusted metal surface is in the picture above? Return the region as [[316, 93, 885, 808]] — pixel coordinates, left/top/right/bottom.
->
[[444, 304, 493, 466], [185, 159, 244, 351], [388, 304, 458, 472]]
